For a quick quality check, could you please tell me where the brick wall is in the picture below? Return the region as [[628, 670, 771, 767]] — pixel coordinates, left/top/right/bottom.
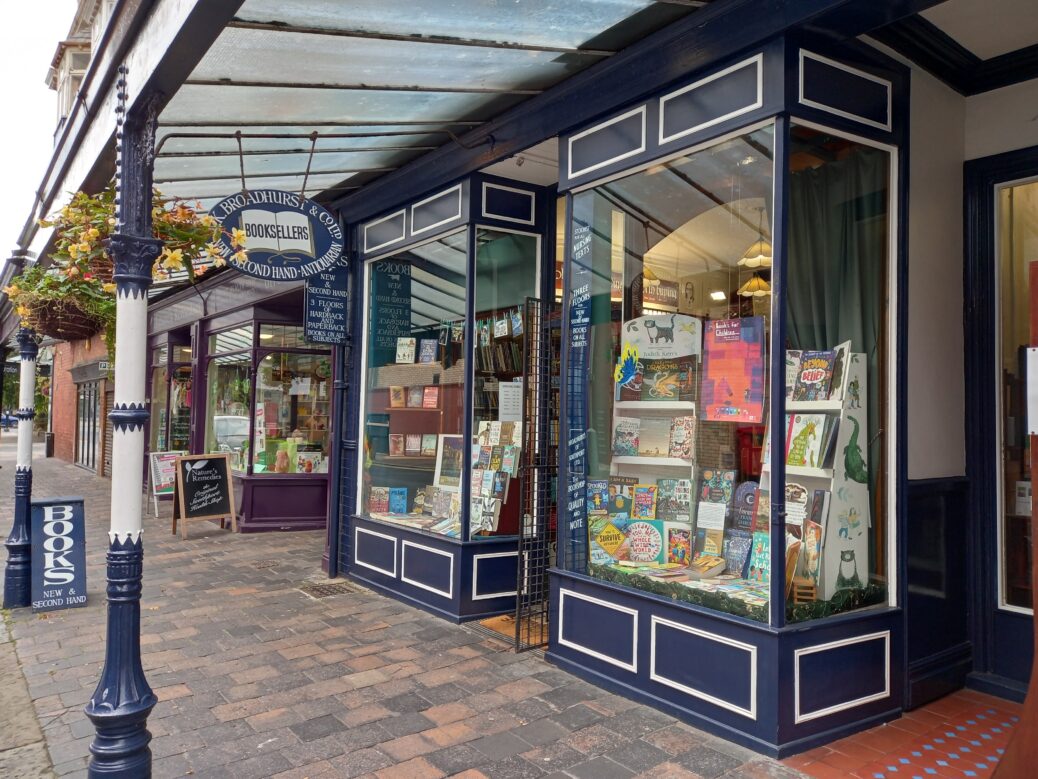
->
[[51, 335, 108, 465]]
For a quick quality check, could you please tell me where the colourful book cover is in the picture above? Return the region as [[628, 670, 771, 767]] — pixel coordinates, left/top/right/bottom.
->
[[477, 446, 492, 469], [828, 340, 852, 401], [784, 482, 810, 526], [510, 308, 524, 337], [632, 485, 658, 519], [481, 470, 495, 497], [368, 487, 389, 513], [722, 528, 753, 576], [420, 434, 438, 457], [786, 414, 827, 467], [471, 468, 485, 497], [624, 521, 665, 563], [501, 445, 519, 476], [792, 350, 836, 401], [611, 416, 640, 456], [418, 338, 439, 363], [803, 519, 823, 584], [591, 517, 626, 561], [405, 433, 421, 455], [785, 350, 802, 401], [489, 446, 504, 471], [695, 528, 725, 557], [422, 386, 440, 408], [388, 487, 408, 514], [699, 468, 736, 505], [607, 477, 638, 517], [395, 337, 416, 363], [665, 524, 693, 565], [732, 482, 759, 531], [668, 416, 696, 460], [491, 471, 509, 501], [637, 417, 672, 457], [389, 386, 406, 408], [699, 317, 765, 423], [388, 434, 404, 456], [587, 479, 610, 514], [747, 531, 771, 583], [641, 358, 695, 403]]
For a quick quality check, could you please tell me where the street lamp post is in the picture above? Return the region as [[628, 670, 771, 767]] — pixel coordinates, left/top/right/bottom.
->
[[83, 71, 162, 778], [2, 326, 39, 609]]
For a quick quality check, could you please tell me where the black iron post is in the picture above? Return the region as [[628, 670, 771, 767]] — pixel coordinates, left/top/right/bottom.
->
[[83, 69, 162, 778], [3, 327, 39, 609]]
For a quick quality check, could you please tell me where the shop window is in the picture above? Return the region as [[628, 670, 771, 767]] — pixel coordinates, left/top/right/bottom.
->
[[259, 324, 312, 349], [566, 124, 891, 623], [149, 348, 168, 452], [168, 366, 192, 452], [359, 230, 468, 535], [209, 325, 254, 354], [205, 353, 251, 471], [253, 352, 332, 475]]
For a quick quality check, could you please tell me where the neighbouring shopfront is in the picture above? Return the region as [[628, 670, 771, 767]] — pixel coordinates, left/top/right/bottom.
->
[[147, 273, 334, 532]]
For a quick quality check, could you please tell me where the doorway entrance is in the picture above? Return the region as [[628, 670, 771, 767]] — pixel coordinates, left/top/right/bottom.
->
[[964, 147, 1038, 700]]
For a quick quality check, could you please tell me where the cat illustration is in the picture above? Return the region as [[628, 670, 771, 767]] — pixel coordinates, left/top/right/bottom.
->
[[645, 314, 676, 344], [835, 549, 862, 590]]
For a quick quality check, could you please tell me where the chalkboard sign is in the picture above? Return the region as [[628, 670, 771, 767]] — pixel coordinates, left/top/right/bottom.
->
[[304, 264, 350, 344], [173, 454, 238, 538], [31, 497, 87, 613]]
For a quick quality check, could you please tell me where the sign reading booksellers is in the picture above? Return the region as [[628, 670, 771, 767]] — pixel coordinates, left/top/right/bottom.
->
[[211, 189, 345, 281], [30, 497, 87, 613]]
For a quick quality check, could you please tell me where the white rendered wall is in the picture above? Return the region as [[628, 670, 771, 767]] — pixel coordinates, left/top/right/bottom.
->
[[965, 79, 1038, 161]]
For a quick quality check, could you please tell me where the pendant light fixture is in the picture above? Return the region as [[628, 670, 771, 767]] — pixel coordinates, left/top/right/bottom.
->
[[738, 206, 772, 268], [738, 273, 771, 298]]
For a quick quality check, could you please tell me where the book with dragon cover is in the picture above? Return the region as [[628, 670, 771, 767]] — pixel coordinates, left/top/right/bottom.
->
[[640, 358, 696, 403]]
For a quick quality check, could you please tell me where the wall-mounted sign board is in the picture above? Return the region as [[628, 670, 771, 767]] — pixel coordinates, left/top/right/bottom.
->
[[31, 497, 87, 613], [211, 189, 345, 281], [304, 264, 350, 344], [172, 453, 237, 539]]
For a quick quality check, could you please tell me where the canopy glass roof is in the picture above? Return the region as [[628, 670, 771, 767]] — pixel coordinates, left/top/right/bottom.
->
[[156, 0, 703, 211]]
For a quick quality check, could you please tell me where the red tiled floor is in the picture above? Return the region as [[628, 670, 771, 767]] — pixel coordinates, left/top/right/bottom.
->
[[782, 689, 1022, 779]]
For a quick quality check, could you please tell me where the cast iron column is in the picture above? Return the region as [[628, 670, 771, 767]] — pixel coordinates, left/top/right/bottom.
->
[[83, 70, 162, 778], [2, 327, 39, 608]]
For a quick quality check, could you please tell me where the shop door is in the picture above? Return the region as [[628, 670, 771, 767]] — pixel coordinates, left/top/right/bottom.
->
[[963, 149, 1038, 699], [514, 297, 561, 651], [74, 380, 101, 471]]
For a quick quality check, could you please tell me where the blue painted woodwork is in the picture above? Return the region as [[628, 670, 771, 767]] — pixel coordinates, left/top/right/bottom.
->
[[411, 185, 464, 236], [964, 146, 1038, 695], [799, 51, 890, 130], [659, 56, 762, 145], [480, 182, 536, 226], [795, 633, 889, 721], [558, 588, 637, 671], [346, 517, 517, 622], [2, 327, 37, 610]]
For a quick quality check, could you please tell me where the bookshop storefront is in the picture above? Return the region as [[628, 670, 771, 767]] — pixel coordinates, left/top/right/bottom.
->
[[148, 272, 334, 532]]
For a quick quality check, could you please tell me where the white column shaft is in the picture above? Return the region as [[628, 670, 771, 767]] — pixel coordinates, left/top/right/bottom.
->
[[109, 293, 148, 541], [16, 357, 36, 470]]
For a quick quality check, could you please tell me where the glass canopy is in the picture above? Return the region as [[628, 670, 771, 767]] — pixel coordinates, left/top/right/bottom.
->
[[156, 0, 702, 211]]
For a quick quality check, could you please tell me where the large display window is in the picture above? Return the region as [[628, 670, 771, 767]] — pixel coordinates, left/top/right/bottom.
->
[[359, 224, 541, 539], [565, 123, 892, 624]]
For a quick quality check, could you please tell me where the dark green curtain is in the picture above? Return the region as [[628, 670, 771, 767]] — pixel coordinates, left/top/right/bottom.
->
[[786, 146, 889, 514]]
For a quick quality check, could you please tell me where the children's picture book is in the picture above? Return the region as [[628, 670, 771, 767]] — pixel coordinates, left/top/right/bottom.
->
[[785, 350, 802, 400], [591, 518, 626, 560], [641, 358, 696, 403], [388, 487, 408, 514], [632, 485, 658, 519], [368, 486, 389, 514], [476, 446, 492, 469], [607, 477, 638, 517], [722, 528, 753, 576], [388, 434, 405, 456], [808, 489, 831, 531], [491, 471, 509, 501], [621, 314, 702, 360], [489, 446, 504, 472], [732, 482, 759, 531], [802, 519, 823, 584], [637, 417, 672, 457], [413, 490, 426, 513], [688, 554, 726, 579], [665, 524, 693, 565], [624, 521, 665, 563], [699, 468, 736, 505], [753, 488, 770, 532], [587, 479, 610, 514], [389, 386, 406, 408], [786, 414, 827, 467], [420, 434, 438, 457], [792, 350, 836, 401], [471, 468, 485, 498], [747, 531, 771, 583], [828, 340, 852, 401], [611, 416, 640, 456], [433, 434, 464, 489], [668, 416, 696, 460], [422, 386, 440, 408], [784, 482, 810, 526], [501, 445, 519, 476], [656, 479, 691, 522], [510, 308, 524, 337], [699, 317, 765, 423], [418, 338, 439, 364], [396, 337, 416, 363], [405, 434, 421, 455], [407, 386, 424, 408], [481, 470, 496, 497]]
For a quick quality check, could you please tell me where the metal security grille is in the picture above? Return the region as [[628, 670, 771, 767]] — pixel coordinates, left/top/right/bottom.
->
[[75, 380, 101, 471], [515, 298, 561, 651]]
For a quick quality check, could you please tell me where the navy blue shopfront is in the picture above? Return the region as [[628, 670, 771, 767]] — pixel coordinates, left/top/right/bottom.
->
[[341, 174, 554, 622], [547, 35, 909, 756]]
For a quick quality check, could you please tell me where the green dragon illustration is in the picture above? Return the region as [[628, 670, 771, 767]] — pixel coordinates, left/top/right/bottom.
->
[[843, 415, 868, 484]]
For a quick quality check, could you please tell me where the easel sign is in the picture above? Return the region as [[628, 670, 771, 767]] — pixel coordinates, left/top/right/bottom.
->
[[149, 451, 185, 516], [172, 454, 238, 538]]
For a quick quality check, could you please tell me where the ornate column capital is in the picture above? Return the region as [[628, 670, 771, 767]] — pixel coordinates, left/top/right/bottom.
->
[[107, 234, 162, 300], [16, 327, 38, 361]]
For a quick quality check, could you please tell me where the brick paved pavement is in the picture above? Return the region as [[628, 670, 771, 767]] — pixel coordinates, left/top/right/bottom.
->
[[1, 440, 805, 779]]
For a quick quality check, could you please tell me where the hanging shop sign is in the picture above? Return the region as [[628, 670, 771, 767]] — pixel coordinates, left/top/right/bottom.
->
[[304, 264, 350, 344], [211, 190, 345, 281], [30, 497, 87, 613]]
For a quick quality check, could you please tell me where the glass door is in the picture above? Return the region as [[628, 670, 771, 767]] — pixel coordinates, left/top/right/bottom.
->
[[997, 178, 1038, 615]]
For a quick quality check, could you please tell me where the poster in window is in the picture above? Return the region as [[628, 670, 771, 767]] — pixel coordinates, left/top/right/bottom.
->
[[434, 435, 464, 490], [699, 317, 765, 423]]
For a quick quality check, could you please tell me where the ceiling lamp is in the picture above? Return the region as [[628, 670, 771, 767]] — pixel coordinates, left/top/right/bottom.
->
[[738, 207, 772, 268], [642, 265, 658, 281], [709, 289, 727, 302], [738, 274, 771, 298]]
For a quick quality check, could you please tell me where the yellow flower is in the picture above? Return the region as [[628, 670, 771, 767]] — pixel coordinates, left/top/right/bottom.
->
[[107, 217, 116, 226], [201, 214, 217, 229], [78, 241, 91, 253], [86, 227, 100, 240], [68, 244, 79, 259], [3, 284, 18, 296], [232, 249, 247, 265], [204, 242, 222, 258], [231, 227, 247, 248], [15, 305, 30, 318], [161, 248, 184, 270], [102, 282, 116, 293], [212, 255, 227, 268]]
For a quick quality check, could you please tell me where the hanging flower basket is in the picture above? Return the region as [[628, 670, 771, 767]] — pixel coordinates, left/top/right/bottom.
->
[[26, 297, 107, 342]]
